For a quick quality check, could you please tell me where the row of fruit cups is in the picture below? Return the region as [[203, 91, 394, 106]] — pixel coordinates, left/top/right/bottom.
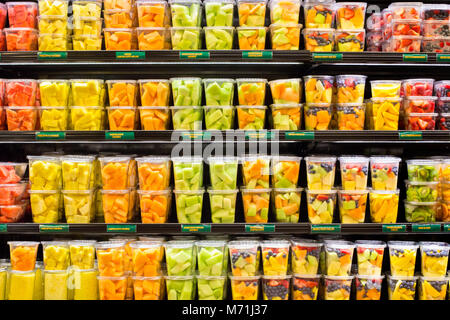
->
[[0, 159, 29, 223], [4, 239, 449, 299]]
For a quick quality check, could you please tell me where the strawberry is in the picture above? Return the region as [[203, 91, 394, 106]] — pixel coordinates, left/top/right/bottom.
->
[[343, 8, 354, 20], [316, 194, 329, 201]]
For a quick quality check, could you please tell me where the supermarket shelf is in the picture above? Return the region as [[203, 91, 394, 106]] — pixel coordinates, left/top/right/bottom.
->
[[0, 51, 449, 66], [2, 223, 448, 235], [0, 130, 448, 143]]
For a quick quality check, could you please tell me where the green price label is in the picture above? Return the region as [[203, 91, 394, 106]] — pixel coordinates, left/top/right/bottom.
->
[[399, 131, 422, 140], [311, 224, 341, 233], [312, 53, 343, 62], [444, 224, 450, 232], [107, 224, 137, 233], [39, 224, 69, 233], [412, 224, 441, 232], [242, 51, 273, 59], [382, 224, 406, 233], [116, 51, 145, 59], [245, 224, 275, 232], [179, 51, 210, 59], [437, 54, 450, 62], [105, 131, 135, 140], [0, 224, 6, 232], [38, 51, 67, 60], [245, 131, 274, 139], [181, 131, 211, 140], [285, 131, 315, 140], [181, 224, 211, 233], [35, 131, 66, 140], [403, 53, 428, 62]]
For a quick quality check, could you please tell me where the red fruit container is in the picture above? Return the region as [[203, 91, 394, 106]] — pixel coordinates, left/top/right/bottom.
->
[[404, 96, 437, 113], [0, 30, 5, 51], [422, 4, 449, 22], [401, 79, 434, 97], [422, 37, 450, 53], [5, 79, 37, 106], [366, 31, 382, 51], [389, 35, 422, 52], [405, 113, 437, 130], [437, 98, 450, 113], [0, 162, 27, 184], [0, 3, 6, 29], [382, 9, 393, 25], [0, 203, 26, 223], [6, 2, 38, 28], [5, 106, 38, 131], [422, 21, 450, 37], [0, 183, 28, 205], [437, 113, 450, 130], [4, 28, 38, 51], [434, 81, 450, 98], [391, 19, 422, 36], [388, 2, 422, 20]]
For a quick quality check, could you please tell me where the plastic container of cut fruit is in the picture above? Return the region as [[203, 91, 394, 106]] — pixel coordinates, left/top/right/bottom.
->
[[323, 275, 354, 300], [422, 37, 450, 53], [355, 240, 386, 276], [371, 80, 402, 98], [369, 189, 400, 223], [388, 35, 422, 52], [303, 2, 335, 28], [335, 29, 365, 52], [406, 159, 440, 182], [404, 113, 437, 130], [388, 2, 423, 20], [405, 180, 439, 202], [438, 113, 450, 130], [335, 2, 367, 30], [336, 103, 365, 130], [366, 12, 382, 30], [401, 79, 435, 97], [422, 4, 449, 21], [305, 156, 336, 190], [305, 189, 337, 224], [0, 162, 27, 184], [302, 28, 335, 52], [404, 96, 437, 113]]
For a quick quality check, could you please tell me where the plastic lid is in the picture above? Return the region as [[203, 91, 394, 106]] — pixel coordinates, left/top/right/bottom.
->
[[270, 104, 303, 109], [405, 96, 438, 101], [137, 189, 171, 196], [207, 156, 238, 163], [338, 189, 369, 195], [324, 275, 354, 280], [419, 241, 449, 248], [306, 189, 337, 194], [203, 78, 235, 83], [228, 240, 260, 248], [406, 159, 440, 165], [164, 240, 195, 248], [261, 240, 290, 248], [388, 241, 418, 249], [69, 240, 97, 246], [8, 241, 39, 246], [335, 29, 366, 34], [240, 187, 272, 193], [387, 274, 418, 281], [404, 180, 438, 186], [271, 155, 302, 162], [41, 241, 69, 247], [370, 156, 401, 163], [305, 155, 337, 162], [356, 274, 385, 280], [325, 240, 354, 249], [291, 238, 323, 247], [95, 241, 126, 249], [339, 156, 369, 163], [369, 189, 400, 195], [207, 188, 238, 194], [195, 240, 226, 247], [236, 105, 267, 109], [170, 105, 202, 110], [273, 187, 303, 193], [406, 112, 437, 117], [135, 156, 170, 163], [355, 240, 386, 248], [171, 156, 203, 163], [262, 274, 292, 280]]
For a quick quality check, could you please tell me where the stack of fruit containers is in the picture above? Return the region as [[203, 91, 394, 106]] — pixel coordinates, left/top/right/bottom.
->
[[322, 240, 354, 300], [0, 2, 6, 50], [164, 239, 196, 300], [405, 159, 440, 222], [368, 155, 400, 223], [439, 159, 450, 221], [236, 78, 267, 130], [37, 0, 71, 51], [305, 155, 336, 224], [95, 240, 128, 300], [110, 235, 137, 299], [0, 162, 28, 223], [203, 78, 234, 129], [28, 155, 64, 223], [71, 0, 103, 50], [138, 79, 170, 129], [136, 156, 172, 223], [387, 241, 419, 300], [69, 240, 99, 300], [338, 156, 369, 224], [6, 241, 39, 299], [335, 74, 366, 130], [268, 0, 301, 50], [170, 77, 202, 130], [366, 11, 383, 51], [38, 79, 70, 131], [240, 155, 271, 223], [69, 78, 105, 130], [172, 154, 204, 223], [106, 79, 138, 130], [4, 79, 38, 131], [421, 4, 450, 53], [136, 0, 171, 50], [382, 2, 423, 52], [302, 0, 335, 52], [4, 2, 38, 51], [417, 241, 450, 300], [169, 0, 202, 50], [236, 0, 266, 49], [271, 155, 302, 223], [303, 75, 333, 131], [400, 78, 436, 131], [435, 81, 450, 130], [333, 2, 366, 52], [204, 0, 234, 50], [354, 240, 385, 300], [103, 0, 137, 50], [367, 79, 402, 130], [268, 78, 303, 130], [99, 155, 137, 224]]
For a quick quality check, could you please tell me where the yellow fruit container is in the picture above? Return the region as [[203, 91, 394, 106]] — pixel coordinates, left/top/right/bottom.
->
[[388, 241, 418, 277], [69, 106, 105, 130], [7, 270, 36, 300], [70, 79, 105, 106], [370, 97, 402, 130], [61, 156, 95, 191], [324, 275, 353, 300], [42, 241, 70, 271], [387, 275, 417, 300], [371, 80, 402, 98], [369, 189, 399, 223], [72, 17, 103, 36], [418, 276, 448, 300], [69, 240, 96, 269], [72, 0, 102, 18], [29, 190, 62, 223], [38, 79, 70, 106], [419, 242, 449, 277], [291, 238, 322, 275], [62, 189, 95, 223], [261, 240, 290, 276], [72, 35, 103, 50], [38, 33, 70, 51], [38, 15, 69, 35], [229, 274, 260, 300], [44, 269, 69, 300], [71, 268, 98, 300], [306, 189, 337, 224], [39, 106, 69, 131], [28, 156, 62, 191], [39, 0, 70, 16]]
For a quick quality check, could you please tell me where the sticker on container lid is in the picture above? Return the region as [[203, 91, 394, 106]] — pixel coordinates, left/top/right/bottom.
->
[[242, 50, 273, 59], [312, 53, 343, 62], [436, 54, 450, 62], [39, 224, 69, 233], [382, 224, 406, 233], [179, 51, 210, 59], [399, 131, 422, 140], [285, 131, 315, 140], [105, 131, 135, 140], [35, 131, 66, 140], [116, 51, 145, 60], [403, 53, 428, 62], [411, 223, 441, 232], [311, 224, 341, 233], [0, 224, 6, 232], [181, 224, 211, 232], [38, 51, 68, 60], [106, 224, 137, 233], [245, 224, 275, 232]]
